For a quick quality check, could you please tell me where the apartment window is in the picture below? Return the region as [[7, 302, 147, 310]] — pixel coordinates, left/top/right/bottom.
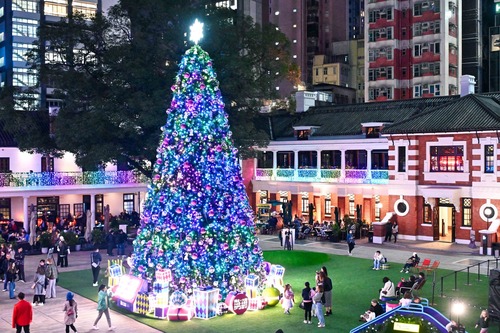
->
[[414, 44, 422, 57], [123, 193, 135, 213], [13, 0, 38, 12], [430, 146, 464, 172], [12, 18, 38, 38], [485, 145, 495, 173], [423, 201, 432, 224], [398, 146, 406, 172], [296, 129, 311, 140], [0, 158, 9, 172], [462, 198, 472, 227], [315, 68, 319, 76], [414, 3, 422, 16], [374, 195, 381, 222], [323, 68, 328, 75], [13, 43, 35, 62]]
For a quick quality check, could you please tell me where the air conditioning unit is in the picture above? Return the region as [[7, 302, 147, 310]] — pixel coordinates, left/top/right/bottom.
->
[[422, 2, 429, 8], [422, 22, 429, 30], [422, 63, 429, 69]]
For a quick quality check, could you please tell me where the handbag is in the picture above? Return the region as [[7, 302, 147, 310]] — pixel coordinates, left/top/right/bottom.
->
[[299, 301, 304, 309]]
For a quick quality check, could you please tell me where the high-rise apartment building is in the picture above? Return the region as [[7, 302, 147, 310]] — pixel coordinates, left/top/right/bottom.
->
[[365, 0, 461, 101], [0, 0, 106, 110]]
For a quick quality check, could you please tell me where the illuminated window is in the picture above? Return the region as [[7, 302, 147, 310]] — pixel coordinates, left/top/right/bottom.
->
[[259, 190, 268, 204], [301, 195, 309, 214], [349, 195, 355, 218], [13, 0, 38, 13], [257, 151, 273, 168], [0, 198, 11, 220], [0, 158, 9, 172], [123, 193, 135, 213], [462, 198, 472, 226], [321, 150, 341, 169], [423, 201, 431, 224], [485, 145, 494, 173], [277, 151, 294, 168], [430, 146, 464, 172], [325, 196, 331, 216]]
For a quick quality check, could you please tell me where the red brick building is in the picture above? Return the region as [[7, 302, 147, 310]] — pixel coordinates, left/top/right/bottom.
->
[[243, 92, 500, 254]]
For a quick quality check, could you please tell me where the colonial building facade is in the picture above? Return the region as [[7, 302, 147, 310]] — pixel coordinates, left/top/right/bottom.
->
[[243, 91, 500, 254]]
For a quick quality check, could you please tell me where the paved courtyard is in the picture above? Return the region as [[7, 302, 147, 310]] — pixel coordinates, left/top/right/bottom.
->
[[0, 234, 494, 332]]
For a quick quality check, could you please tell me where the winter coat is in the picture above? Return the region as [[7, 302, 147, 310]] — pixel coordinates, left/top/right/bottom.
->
[[63, 300, 78, 325]]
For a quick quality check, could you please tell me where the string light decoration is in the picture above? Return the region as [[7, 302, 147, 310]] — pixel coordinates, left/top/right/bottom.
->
[[131, 20, 265, 300]]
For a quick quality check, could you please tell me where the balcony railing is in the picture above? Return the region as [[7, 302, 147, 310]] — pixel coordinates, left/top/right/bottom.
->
[[255, 168, 389, 184], [0, 171, 149, 188]]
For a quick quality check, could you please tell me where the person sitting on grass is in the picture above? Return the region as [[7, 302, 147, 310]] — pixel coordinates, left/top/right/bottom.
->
[[379, 276, 396, 300], [400, 252, 420, 273], [360, 299, 384, 322]]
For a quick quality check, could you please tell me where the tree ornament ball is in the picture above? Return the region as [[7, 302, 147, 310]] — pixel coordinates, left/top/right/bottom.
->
[[262, 287, 280, 307]]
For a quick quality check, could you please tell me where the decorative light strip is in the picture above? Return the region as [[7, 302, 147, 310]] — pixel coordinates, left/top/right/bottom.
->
[[0, 171, 148, 188]]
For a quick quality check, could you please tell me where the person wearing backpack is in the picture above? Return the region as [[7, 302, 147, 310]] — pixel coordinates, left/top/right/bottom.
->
[[63, 291, 78, 333]]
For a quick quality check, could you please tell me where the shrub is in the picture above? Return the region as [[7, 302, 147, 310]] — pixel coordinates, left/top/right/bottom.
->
[[39, 231, 53, 248]]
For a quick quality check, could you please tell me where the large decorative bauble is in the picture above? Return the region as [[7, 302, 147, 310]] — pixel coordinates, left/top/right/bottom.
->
[[262, 287, 280, 307]]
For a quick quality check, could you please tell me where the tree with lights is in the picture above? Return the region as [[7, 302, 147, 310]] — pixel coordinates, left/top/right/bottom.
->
[[131, 20, 265, 299]]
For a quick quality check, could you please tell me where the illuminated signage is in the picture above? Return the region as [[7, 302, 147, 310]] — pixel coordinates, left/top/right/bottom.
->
[[393, 322, 420, 332]]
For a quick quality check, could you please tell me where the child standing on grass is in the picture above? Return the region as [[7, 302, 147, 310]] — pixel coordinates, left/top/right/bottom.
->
[[281, 284, 295, 314], [301, 282, 313, 324], [475, 309, 489, 333]]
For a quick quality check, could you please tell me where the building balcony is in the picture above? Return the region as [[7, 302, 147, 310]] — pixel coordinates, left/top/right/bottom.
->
[[254, 168, 388, 184], [0, 171, 148, 189]]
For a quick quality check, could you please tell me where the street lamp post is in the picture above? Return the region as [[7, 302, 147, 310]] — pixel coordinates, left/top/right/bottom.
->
[[451, 300, 465, 329]]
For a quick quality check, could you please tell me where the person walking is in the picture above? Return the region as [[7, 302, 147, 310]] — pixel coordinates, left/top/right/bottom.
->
[[347, 230, 355, 256], [6, 261, 17, 299], [32, 265, 46, 306], [63, 292, 78, 333], [475, 309, 489, 333], [91, 248, 102, 287], [392, 222, 399, 243], [12, 292, 32, 333], [92, 284, 115, 331], [301, 281, 313, 324], [115, 230, 127, 256], [313, 284, 325, 328], [45, 258, 58, 299], [14, 247, 25, 283]]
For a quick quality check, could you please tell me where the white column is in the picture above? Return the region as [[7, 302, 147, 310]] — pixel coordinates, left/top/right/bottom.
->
[[366, 149, 372, 178], [317, 150, 322, 169], [341, 150, 346, 179], [91, 194, 96, 229], [23, 196, 29, 231], [294, 151, 299, 170]]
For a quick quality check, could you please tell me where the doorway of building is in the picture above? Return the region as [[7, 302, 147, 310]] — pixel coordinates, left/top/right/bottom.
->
[[436, 204, 455, 242]]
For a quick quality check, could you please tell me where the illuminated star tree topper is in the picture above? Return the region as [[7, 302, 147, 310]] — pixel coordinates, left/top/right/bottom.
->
[[189, 19, 204, 45]]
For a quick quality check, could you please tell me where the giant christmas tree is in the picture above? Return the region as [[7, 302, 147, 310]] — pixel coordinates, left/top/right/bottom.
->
[[131, 21, 265, 299]]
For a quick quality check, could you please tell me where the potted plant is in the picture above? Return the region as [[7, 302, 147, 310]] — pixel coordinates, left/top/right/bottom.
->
[[62, 231, 79, 251], [38, 232, 53, 254], [91, 228, 106, 248], [330, 223, 340, 243]]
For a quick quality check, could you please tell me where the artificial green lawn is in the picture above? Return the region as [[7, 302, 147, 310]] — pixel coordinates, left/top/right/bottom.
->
[[58, 251, 494, 333]]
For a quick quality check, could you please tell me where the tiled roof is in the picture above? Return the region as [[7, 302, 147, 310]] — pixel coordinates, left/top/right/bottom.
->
[[382, 93, 500, 134], [262, 95, 459, 139]]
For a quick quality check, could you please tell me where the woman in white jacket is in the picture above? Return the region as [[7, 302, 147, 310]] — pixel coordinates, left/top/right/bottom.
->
[[379, 276, 396, 300]]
